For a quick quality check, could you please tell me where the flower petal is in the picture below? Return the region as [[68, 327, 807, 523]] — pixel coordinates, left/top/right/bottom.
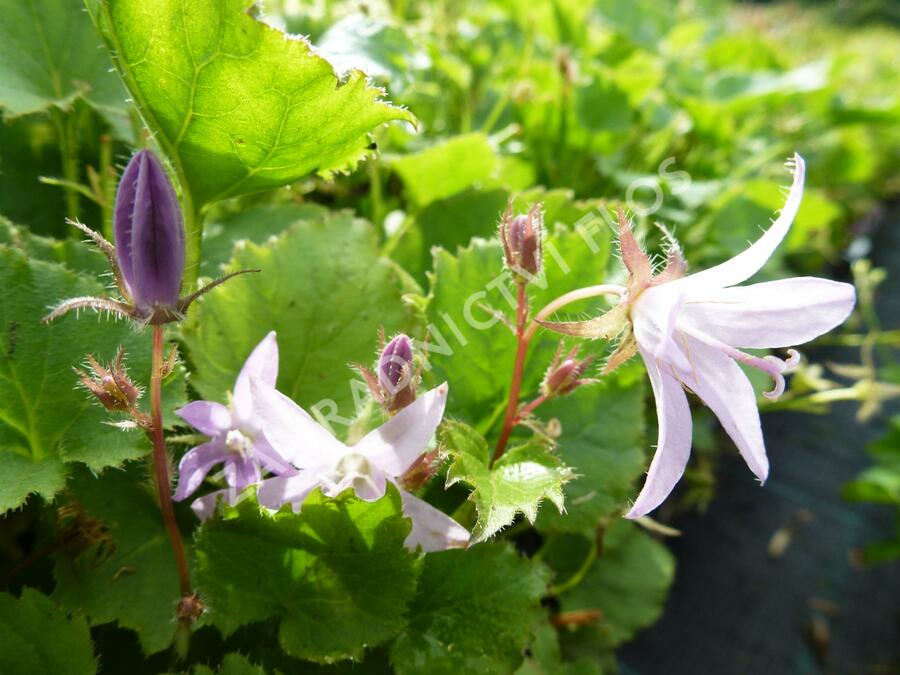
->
[[680, 277, 856, 349], [251, 379, 346, 468], [253, 436, 299, 477], [173, 441, 228, 501], [679, 334, 769, 481], [398, 488, 470, 552], [356, 383, 449, 476], [681, 154, 805, 290], [256, 470, 324, 512], [232, 331, 279, 425], [632, 284, 691, 373], [223, 455, 261, 492], [626, 348, 693, 519], [190, 488, 238, 522], [176, 400, 232, 436]]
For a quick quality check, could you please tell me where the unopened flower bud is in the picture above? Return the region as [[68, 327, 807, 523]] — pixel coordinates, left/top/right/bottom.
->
[[399, 448, 442, 491], [379, 334, 417, 412], [114, 150, 185, 314], [76, 346, 141, 412], [500, 203, 542, 278], [542, 344, 594, 398]]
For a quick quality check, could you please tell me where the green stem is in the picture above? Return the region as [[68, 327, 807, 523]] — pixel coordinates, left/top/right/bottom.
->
[[50, 107, 81, 227], [183, 202, 204, 291], [368, 153, 385, 231], [99, 134, 115, 240]]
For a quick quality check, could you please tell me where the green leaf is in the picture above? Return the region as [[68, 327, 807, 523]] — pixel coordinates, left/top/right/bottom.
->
[[195, 487, 419, 664], [0, 245, 186, 511], [189, 653, 269, 675], [53, 464, 185, 654], [515, 622, 601, 675], [443, 421, 573, 543], [536, 365, 646, 531], [390, 543, 550, 675], [0, 0, 126, 117], [0, 215, 106, 276], [392, 134, 498, 207], [543, 520, 675, 652], [0, 588, 98, 675], [182, 212, 420, 434], [86, 0, 414, 208]]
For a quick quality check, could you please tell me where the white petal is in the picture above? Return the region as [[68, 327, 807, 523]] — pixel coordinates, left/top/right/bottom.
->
[[632, 284, 692, 373], [190, 487, 238, 522], [680, 277, 855, 348], [681, 154, 805, 289], [356, 383, 449, 476], [398, 488, 470, 552], [626, 348, 693, 519], [176, 400, 232, 436], [251, 379, 346, 468], [256, 470, 324, 512], [679, 334, 769, 481], [233, 331, 279, 425]]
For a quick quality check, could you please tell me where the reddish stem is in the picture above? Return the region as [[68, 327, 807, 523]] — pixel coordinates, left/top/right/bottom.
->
[[517, 394, 548, 421], [493, 283, 529, 464], [150, 326, 192, 599]]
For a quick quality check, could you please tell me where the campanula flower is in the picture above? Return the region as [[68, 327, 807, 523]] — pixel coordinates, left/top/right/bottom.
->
[[173, 332, 295, 507], [44, 150, 254, 326], [544, 155, 856, 517], [357, 333, 419, 414], [253, 381, 470, 552]]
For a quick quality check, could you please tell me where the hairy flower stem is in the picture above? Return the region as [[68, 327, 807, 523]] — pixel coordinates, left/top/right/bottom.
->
[[150, 326, 192, 604], [517, 394, 547, 420], [524, 284, 625, 343], [493, 282, 529, 464]]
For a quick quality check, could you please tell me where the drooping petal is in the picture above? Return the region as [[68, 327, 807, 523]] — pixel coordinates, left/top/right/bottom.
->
[[232, 331, 279, 426], [626, 348, 693, 519], [398, 488, 470, 552], [680, 277, 856, 349], [356, 383, 449, 476], [256, 470, 325, 512], [678, 333, 770, 482], [223, 454, 261, 491], [679, 154, 805, 290], [173, 441, 229, 501], [251, 379, 346, 468], [190, 488, 238, 522], [176, 400, 232, 437]]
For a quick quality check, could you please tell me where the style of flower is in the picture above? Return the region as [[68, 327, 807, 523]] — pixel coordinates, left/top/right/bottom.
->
[[174, 332, 296, 509], [252, 381, 470, 552], [544, 155, 856, 518], [43, 149, 253, 326]]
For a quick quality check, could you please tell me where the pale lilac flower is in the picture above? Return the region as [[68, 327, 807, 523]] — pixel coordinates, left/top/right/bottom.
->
[[545, 155, 856, 518], [253, 381, 470, 552], [173, 332, 295, 508]]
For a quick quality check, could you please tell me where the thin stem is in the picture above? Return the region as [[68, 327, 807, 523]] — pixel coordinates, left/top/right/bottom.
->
[[182, 202, 204, 293], [493, 282, 529, 464], [50, 107, 81, 227], [547, 538, 598, 596], [517, 394, 547, 421], [523, 283, 624, 343], [150, 326, 192, 600], [99, 134, 115, 241]]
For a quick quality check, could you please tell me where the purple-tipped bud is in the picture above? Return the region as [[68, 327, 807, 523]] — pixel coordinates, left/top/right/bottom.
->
[[76, 347, 141, 412], [379, 334, 414, 393], [378, 334, 417, 413], [542, 345, 594, 398], [500, 203, 542, 278], [114, 150, 185, 312]]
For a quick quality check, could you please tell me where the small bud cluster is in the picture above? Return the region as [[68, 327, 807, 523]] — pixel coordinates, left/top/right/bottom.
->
[[499, 203, 543, 280], [75, 346, 151, 428], [542, 342, 595, 399]]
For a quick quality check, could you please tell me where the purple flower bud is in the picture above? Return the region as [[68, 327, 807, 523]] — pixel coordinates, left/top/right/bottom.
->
[[499, 204, 542, 278], [542, 345, 594, 398], [114, 150, 185, 312], [379, 334, 414, 394]]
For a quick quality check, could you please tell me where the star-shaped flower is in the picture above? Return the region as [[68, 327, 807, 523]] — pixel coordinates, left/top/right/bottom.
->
[[173, 332, 295, 507], [544, 155, 856, 517], [252, 381, 470, 552]]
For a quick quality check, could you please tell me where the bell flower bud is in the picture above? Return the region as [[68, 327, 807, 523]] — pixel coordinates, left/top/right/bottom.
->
[[542, 344, 594, 398], [499, 203, 542, 279], [114, 150, 185, 313], [378, 334, 417, 413], [76, 346, 141, 412]]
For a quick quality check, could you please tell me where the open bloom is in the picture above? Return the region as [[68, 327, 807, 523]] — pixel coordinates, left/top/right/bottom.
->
[[545, 155, 856, 518], [253, 381, 470, 552], [174, 332, 295, 506]]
